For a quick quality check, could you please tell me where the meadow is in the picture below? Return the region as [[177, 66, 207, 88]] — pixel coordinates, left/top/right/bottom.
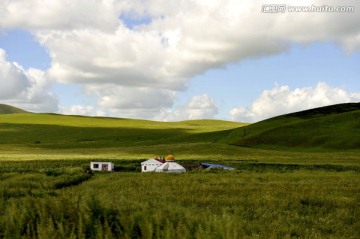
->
[[0, 162, 359, 239], [0, 104, 359, 238]]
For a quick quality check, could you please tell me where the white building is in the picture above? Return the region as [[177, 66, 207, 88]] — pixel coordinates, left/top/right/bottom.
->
[[90, 162, 114, 172], [141, 158, 164, 172]]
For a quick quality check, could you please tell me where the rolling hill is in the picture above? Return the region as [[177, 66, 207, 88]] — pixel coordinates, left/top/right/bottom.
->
[[0, 104, 245, 149], [0, 104, 29, 114], [0, 103, 359, 152], [222, 103, 360, 150]]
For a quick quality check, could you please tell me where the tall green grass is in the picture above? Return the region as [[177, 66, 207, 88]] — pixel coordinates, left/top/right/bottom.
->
[[0, 167, 359, 238]]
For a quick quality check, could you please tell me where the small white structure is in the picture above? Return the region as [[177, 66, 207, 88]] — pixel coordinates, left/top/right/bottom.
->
[[90, 162, 114, 172], [154, 155, 186, 173], [141, 158, 164, 172]]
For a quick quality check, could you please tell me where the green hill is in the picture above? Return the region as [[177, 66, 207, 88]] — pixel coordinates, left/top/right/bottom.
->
[[0, 103, 359, 152], [0, 110, 245, 149], [222, 103, 360, 150], [0, 104, 29, 114]]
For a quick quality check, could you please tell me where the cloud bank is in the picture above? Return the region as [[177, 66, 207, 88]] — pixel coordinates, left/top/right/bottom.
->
[[230, 82, 360, 122]]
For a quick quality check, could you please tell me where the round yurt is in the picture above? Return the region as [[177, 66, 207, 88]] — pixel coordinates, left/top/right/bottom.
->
[[155, 155, 186, 173]]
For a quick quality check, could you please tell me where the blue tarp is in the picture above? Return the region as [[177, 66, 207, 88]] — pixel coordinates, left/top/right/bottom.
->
[[200, 163, 234, 170]]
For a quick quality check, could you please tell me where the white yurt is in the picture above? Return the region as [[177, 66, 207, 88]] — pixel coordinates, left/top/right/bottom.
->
[[155, 155, 186, 173]]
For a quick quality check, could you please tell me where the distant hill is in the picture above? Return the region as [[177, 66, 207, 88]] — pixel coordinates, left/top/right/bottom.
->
[[0, 110, 244, 149], [222, 103, 360, 150], [0, 104, 29, 114], [0, 103, 359, 151]]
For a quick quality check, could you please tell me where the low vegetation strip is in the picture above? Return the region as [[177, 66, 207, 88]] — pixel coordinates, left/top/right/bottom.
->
[[53, 174, 92, 189], [234, 163, 360, 172]]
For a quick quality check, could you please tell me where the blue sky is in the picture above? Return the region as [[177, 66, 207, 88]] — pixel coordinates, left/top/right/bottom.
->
[[0, 29, 51, 70], [0, 1, 359, 122]]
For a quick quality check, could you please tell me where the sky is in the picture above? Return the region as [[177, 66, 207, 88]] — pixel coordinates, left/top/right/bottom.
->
[[0, 0, 359, 122]]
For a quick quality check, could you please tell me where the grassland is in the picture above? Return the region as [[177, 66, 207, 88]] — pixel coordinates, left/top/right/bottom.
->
[[0, 166, 359, 238], [0, 104, 359, 238]]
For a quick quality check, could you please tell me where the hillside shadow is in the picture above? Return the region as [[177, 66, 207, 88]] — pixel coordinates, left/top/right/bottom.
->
[[0, 123, 222, 149]]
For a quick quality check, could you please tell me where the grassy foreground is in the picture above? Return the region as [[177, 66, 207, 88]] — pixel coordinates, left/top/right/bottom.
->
[[0, 163, 359, 239]]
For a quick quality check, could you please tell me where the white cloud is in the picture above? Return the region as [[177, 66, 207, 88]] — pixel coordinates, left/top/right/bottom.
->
[[28, 0, 359, 80], [0, 49, 30, 99], [82, 84, 177, 119], [230, 82, 360, 122], [59, 105, 106, 117], [60, 92, 218, 121], [0, 0, 121, 31], [37, 0, 292, 88], [157, 94, 218, 121], [0, 48, 58, 112], [2, 1, 360, 85], [41, 28, 187, 90], [96, 86, 175, 110]]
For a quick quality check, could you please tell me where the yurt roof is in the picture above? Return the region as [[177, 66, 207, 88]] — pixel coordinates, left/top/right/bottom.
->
[[141, 158, 164, 165], [155, 161, 186, 173], [165, 155, 175, 161]]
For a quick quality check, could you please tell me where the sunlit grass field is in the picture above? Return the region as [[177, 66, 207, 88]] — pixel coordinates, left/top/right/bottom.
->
[[0, 105, 359, 238]]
